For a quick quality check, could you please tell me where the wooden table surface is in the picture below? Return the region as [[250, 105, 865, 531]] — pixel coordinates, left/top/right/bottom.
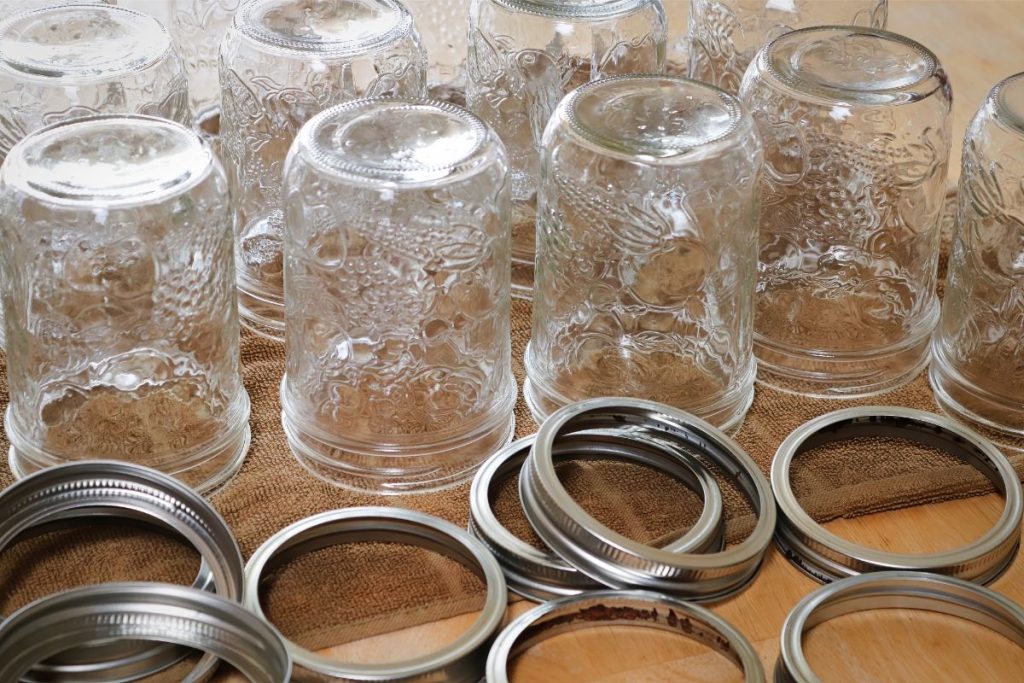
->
[[228, 2, 1024, 681]]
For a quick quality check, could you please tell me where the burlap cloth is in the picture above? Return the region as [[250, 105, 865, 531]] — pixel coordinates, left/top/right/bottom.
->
[[1, 196, 1022, 657]]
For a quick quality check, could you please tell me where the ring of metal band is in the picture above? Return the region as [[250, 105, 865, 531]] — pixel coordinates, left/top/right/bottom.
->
[[771, 407, 1023, 584], [243, 507, 507, 682], [0, 461, 244, 682], [776, 571, 1024, 682], [0, 583, 290, 683], [486, 589, 765, 682], [470, 430, 725, 601], [522, 397, 776, 601]]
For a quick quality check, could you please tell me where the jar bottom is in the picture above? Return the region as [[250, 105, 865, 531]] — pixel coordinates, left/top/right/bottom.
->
[[6, 394, 252, 493], [280, 375, 516, 494], [522, 343, 754, 434], [238, 285, 285, 343], [929, 348, 1024, 454], [753, 325, 933, 399]]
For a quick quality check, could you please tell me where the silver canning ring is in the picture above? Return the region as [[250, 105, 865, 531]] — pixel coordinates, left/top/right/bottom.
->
[[771, 407, 1023, 584], [776, 571, 1024, 682], [486, 589, 765, 682], [0, 460, 244, 682], [244, 507, 507, 682], [0, 582, 290, 683], [522, 397, 776, 601], [469, 430, 725, 601]]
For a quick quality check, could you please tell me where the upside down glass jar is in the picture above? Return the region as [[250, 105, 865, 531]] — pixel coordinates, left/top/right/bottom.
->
[[0, 115, 251, 492], [524, 74, 763, 432], [220, 0, 426, 341], [740, 26, 952, 398], [687, 0, 888, 94], [169, 0, 242, 136], [281, 98, 516, 493], [467, 0, 667, 296], [0, 3, 190, 349], [930, 72, 1024, 451], [404, 0, 471, 105]]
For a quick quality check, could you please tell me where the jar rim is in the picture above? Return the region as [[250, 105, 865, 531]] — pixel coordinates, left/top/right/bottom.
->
[[486, 0, 659, 19], [294, 97, 501, 186], [757, 25, 946, 106], [234, 0, 415, 57], [0, 4, 172, 81], [2, 114, 213, 208]]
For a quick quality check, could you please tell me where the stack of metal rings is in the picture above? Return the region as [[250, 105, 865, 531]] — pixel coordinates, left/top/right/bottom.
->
[[470, 397, 776, 601], [0, 461, 292, 682]]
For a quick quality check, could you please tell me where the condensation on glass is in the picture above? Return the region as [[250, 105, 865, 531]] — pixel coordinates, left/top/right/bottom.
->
[[405, 0, 471, 105], [219, 0, 426, 342], [931, 72, 1024, 451], [467, 0, 667, 296], [0, 115, 251, 492], [525, 75, 763, 431], [688, 0, 888, 94], [170, 0, 241, 134], [740, 27, 952, 398], [281, 98, 515, 493]]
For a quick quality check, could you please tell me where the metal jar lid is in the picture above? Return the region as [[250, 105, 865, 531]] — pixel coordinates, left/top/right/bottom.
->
[[776, 571, 1024, 682], [521, 397, 776, 601], [486, 589, 765, 682], [244, 506, 507, 682], [771, 407, 1023, 584], [0, 582, 291, 683], [0, 460, 245, 682], [469, 429, 724, 601]]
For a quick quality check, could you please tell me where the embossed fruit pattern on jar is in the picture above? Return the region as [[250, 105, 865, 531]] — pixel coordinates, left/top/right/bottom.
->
[[688, 0, 887, 94], [931, 72, 1024, 445], [0, 3, 191, 350], [740, 27, 952, 397], [467, 0, 667, 289], [281, 98, 515, 493], [0, 116, 251, 491], [219, 0, 426, 341], [525, 75, 762, 431], [170, 0, 242, 127]]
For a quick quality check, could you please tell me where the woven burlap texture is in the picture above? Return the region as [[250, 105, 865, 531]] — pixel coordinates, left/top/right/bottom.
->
[[1, 197, 1021, 652]]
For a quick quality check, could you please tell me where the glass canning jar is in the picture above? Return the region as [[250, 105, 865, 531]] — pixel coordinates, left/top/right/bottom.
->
[[220, 0, 426, 341], [688, 0, 888, 94], [524, 74, 763, 432], [280, 97, 515, 493], [740, 26, 952, 398], [0, 115, 251, 492], [467, 0, 667, 296], [931, 72, 1024, 452]]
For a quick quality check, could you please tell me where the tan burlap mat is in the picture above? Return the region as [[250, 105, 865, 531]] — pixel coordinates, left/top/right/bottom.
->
[[1, 196, 1022, 655]]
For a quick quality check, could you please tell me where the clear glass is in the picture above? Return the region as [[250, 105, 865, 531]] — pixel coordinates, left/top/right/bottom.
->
[[687, 0, 887, 94], [0, 3, 191, 349], [0, 115, 251, 492], [0, 3, 190, 158], [220, 0, 426, 342], [281, 98, 515, 493], [740, 27, 952, 398], [466, 0, 667, 296], [931, 72, 1024, 451], [405, 0, 471, 105], [170, 0, 242, 133], [524, 75, 763, 432]]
